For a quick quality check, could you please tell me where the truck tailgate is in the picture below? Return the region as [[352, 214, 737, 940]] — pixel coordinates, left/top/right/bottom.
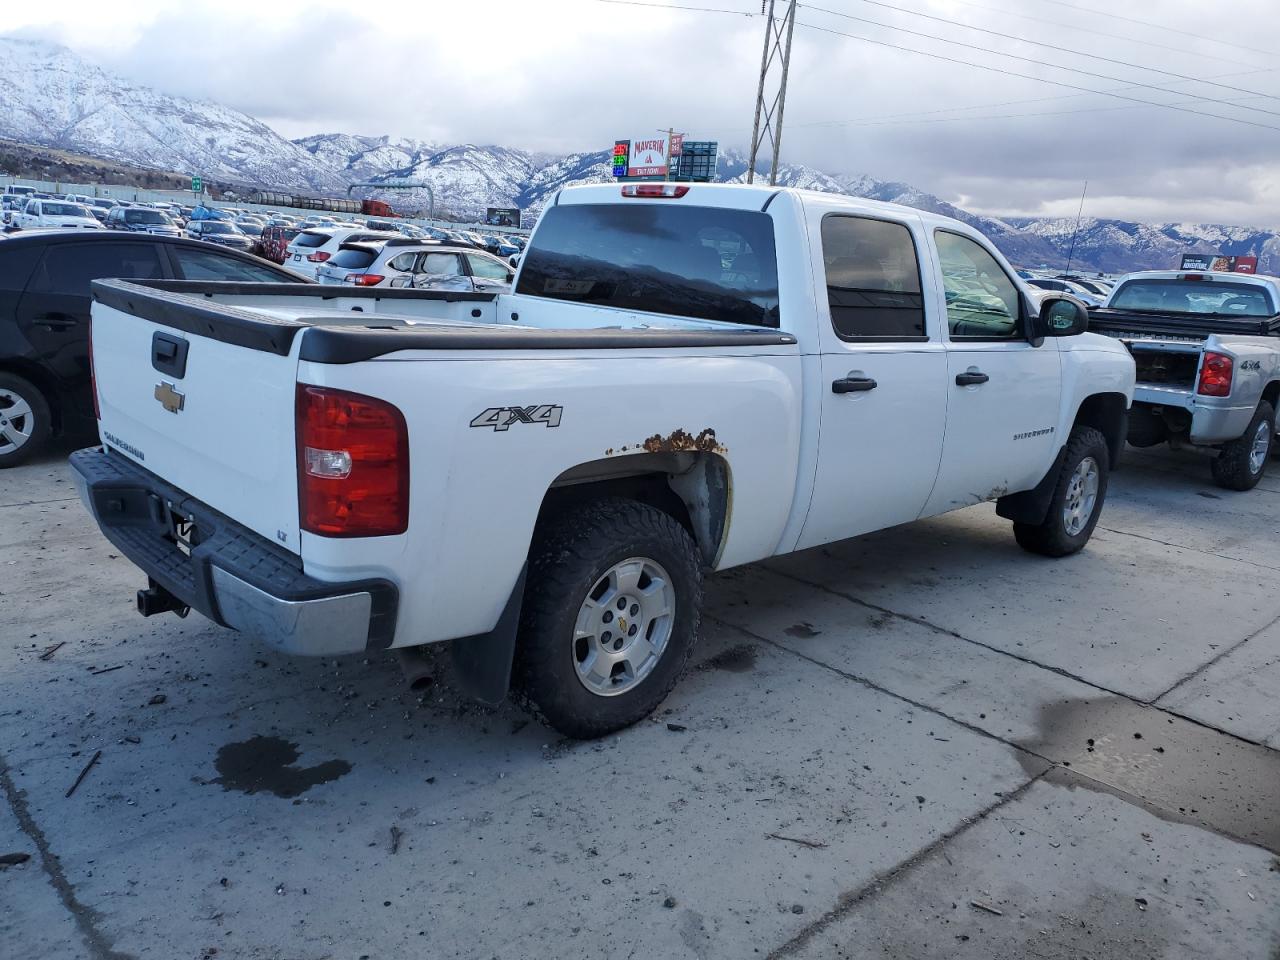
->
[[91, 299, 302, 554]]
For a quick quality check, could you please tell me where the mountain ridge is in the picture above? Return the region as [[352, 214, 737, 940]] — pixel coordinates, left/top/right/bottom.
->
[[2, 35, 1277, 274]]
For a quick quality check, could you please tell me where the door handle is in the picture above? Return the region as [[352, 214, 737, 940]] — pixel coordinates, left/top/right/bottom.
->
[[832, 376, 878, 394], [955, 371, 990, 386], [34, 312, 78, 329]]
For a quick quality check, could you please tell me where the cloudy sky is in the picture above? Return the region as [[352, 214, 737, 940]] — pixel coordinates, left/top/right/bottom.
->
[[6, 0, 1280, 225]]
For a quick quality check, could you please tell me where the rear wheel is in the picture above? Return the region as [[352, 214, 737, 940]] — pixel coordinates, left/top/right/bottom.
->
[[1211, 400, 1274, 491], [1013, 426, 1110, 557], [0, 373, 53, 468], [514, 498, 703, 739]]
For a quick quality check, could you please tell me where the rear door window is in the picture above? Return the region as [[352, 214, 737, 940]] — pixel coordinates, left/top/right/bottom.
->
[[515, 203, 780, 326], [170, 247, 294, 282], [417, 252, 465, 277], [27, 243, 164, 297], [0, 246, 41, 312], [821, 215, 925, 340]]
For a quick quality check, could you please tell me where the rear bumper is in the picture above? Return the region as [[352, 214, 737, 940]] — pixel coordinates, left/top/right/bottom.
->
[[69, 447, 397, 656], [1131, 386, 1256, 445]]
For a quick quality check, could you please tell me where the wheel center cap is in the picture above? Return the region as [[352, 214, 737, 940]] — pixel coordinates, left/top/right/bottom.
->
[[618, 616, 628, 632]]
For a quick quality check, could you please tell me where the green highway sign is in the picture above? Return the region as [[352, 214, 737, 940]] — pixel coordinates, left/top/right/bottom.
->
[[191, 176, 202, 193]]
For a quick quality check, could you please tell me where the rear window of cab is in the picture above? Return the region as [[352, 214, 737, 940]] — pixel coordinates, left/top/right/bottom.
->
[[515, 203, 780, 327]]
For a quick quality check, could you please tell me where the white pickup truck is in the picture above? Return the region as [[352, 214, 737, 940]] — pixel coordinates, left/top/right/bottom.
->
[[72, 183, 1134, 738]]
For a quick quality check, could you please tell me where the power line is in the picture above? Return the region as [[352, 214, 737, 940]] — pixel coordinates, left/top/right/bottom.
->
[[791, 64, 1280, 128], [797, 5, 1280, 121], [793, 20, 1280, 133], [801, 92, 1275, 129], [805, 0, 1280, 104], [943, 0, 1260, 69], [1029, 0, 1275, 60]]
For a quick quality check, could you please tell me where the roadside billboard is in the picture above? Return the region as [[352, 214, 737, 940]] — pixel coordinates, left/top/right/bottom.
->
[[485, 206, 520, 228], [1180, 253, 1258, 273]]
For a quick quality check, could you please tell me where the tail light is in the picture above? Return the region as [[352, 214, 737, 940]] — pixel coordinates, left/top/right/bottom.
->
[[296, 385, 409, 537], [306, 251, 331, 263], [88, 318, 100, 420], [1198, 352, 1233, 397], [621, 184, 689, 198], [343, 274, 385, 286]]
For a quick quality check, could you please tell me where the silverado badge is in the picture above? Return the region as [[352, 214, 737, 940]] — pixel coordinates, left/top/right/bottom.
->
[[154, 381, 185, 414]]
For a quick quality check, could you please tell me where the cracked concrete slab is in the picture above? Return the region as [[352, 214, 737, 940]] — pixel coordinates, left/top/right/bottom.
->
[[1157, 618, 1280, 750], [761, 504, 1277, 703], [775, 771, 1280, 960], [0, 779, 84, 960]]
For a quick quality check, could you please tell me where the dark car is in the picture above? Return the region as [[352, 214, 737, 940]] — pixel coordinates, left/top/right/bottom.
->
[[0, 230, 308, 466], [186, 220, 254, 252], [103, 206, 181, 236]]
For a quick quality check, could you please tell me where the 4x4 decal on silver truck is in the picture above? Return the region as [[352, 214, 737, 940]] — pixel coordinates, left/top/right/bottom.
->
[[470, 405, 564, 432]]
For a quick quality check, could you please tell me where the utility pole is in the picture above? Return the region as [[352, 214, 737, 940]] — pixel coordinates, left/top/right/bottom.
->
[[746, 0, 798, 185], [1064, 180, 1089, 275]]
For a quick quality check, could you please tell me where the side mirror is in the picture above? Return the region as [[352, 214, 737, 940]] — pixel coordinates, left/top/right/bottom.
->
[[1037, 295, 1089, 339]]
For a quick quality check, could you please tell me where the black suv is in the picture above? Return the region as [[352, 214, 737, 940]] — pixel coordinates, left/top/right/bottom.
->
[[103, 205, 181, 237], [0, 230, 307, 466]]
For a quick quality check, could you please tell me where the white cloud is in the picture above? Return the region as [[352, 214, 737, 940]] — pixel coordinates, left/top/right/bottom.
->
[[7, 0, 1280, 224]]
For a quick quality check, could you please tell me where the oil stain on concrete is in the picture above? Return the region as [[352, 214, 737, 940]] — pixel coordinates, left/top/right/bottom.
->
[[1020, 695, 1280, 853], [700, 643, 758, 672], [211, 736, 352, 799]]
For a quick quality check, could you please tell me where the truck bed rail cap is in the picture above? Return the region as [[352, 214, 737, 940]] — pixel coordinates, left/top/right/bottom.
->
[[298, 325, 799, 364]]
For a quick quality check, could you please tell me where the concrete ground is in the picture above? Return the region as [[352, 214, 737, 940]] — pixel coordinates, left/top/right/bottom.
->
[[2, 442, 1279, 960]]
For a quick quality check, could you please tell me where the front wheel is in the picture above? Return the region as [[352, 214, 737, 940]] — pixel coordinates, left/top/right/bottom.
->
[[514, 498, 703, 739], [1210, 400, 1274, 492], [1013, 426, 1110, 557]]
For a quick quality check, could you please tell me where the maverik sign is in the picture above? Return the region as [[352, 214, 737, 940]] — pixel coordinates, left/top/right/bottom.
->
[[616, 134, 669, 178]]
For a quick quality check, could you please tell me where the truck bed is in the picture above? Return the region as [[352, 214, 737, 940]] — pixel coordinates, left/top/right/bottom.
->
[[92, 279, 797, 363]]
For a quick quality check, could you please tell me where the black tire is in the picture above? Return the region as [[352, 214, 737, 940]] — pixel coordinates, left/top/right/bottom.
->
[[1013, 426, 1110, 557], [1125, 405, 1167, 448], [1210, 400, 1274, 492], [514, 498, 703, 739], [0, 372, 53, 468]]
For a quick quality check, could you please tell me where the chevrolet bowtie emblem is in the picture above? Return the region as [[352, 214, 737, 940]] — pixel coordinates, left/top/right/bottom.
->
[[154, 381, 185, 414]]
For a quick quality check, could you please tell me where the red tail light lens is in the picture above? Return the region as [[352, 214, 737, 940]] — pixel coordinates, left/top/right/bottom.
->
[[88, 317, 100, 420], [306, 251, 331, 262], [296, 385, 409, 537], [1198, 352, 1234, 397], [343, 274, 385, 286], [621, 184, 689, 198]]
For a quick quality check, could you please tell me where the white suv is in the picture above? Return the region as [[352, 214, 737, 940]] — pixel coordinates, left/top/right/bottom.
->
[[14, 199, 102, 231], [284, 228, 400, 279], [314, 239, 516, 290]]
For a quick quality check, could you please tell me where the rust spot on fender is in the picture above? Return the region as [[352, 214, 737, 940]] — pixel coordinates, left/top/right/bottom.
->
[[641, 428, 726, 455]]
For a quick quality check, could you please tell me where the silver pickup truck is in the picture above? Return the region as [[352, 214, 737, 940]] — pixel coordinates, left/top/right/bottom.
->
[[1090, 270, 1280, 490]]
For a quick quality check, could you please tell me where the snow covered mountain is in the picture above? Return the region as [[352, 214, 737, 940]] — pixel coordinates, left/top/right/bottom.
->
[[4, 34, 1278, 274], [0, 37, 344, 192]]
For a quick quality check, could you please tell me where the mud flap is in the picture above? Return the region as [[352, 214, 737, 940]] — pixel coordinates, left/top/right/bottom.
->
[[448, 566, 526, 705], [996, 444, 1068, 525]]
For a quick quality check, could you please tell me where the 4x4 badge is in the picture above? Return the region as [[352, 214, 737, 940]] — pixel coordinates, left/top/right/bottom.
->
[[154, 381, 185, 414]]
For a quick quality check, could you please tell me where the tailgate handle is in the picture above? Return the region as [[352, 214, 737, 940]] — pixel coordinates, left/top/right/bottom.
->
[[151, 332, 190, 379]]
